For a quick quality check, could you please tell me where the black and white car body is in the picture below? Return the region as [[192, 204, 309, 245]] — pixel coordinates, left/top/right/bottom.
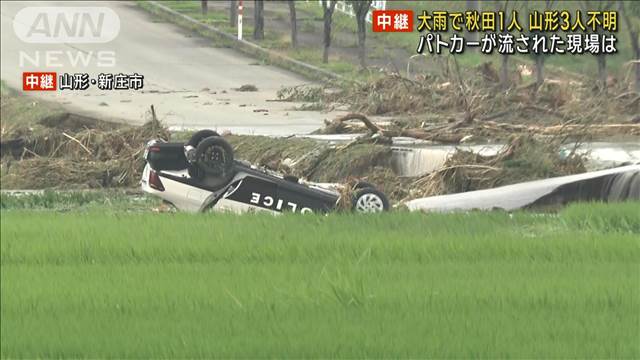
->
[[140, 130, 389, 214]]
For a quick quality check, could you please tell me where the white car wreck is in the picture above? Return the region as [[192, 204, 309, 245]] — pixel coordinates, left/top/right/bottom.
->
[[141, 130, 389, 214]]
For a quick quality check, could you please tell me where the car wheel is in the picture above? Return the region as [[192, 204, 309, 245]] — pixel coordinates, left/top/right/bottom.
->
[[187, 129, 220, 147], [195, 136, 234, 176], [352, 188, 389, 213], [187, 164, 204, 180]]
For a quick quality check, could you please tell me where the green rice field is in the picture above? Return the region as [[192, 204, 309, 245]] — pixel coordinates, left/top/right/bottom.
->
[[1, 202, 639, 358]]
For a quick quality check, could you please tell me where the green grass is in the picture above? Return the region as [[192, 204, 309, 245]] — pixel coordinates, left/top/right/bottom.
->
[[1, 202, 639, 358], [0, 190, 161, 211]]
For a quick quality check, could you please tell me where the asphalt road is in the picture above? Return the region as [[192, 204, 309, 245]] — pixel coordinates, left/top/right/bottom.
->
[[1, 1, 339, 135]]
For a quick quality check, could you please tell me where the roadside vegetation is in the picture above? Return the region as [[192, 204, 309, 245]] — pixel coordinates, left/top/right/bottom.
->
[[1, 201, 638, 358], [147, 1, 640, 90], [0, 190, 160, 211]]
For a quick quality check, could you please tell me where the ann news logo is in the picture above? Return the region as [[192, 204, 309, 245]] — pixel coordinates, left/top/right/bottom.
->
[[372, 10, 414, 32]]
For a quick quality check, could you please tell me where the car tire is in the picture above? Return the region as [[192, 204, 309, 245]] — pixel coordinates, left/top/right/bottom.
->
[[187, 129, 220, 147], [352, 188, 389, 213], [195, 136, 234, 176], [187, 164, 204, 180]]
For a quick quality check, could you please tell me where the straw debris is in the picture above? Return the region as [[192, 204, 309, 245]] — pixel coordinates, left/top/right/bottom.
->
[[1, 109, 168, 189]]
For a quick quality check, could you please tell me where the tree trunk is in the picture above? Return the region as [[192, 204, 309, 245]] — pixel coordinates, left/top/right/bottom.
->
[[357, 17, 366, 68], [201, 0, 208, 15], [288, 0, 297, 48], [618, 0, 639, 92], [322, 1, 336, 64], [322, 14, 331, 63], [230, 0, 237, 27], [500, 54, 509, 90], [353, 1, 371, 69], [597, 55, 607, 92], [253, 0, 264, 40], [535, 55, 545, 89], [466, 0, 479, 45]]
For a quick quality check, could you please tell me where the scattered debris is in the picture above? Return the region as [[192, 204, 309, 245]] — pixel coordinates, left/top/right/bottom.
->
[[279, 62, 640, 137], [3, 64, 636, 204], [277, 85, 324, 103], [225, 132, 586, 203], [0, 108, 595, 204], [1, 106, 169, 189], [235, 84, 258, 92], [315, 112, 640, 144], [400, 135, 585, 201]]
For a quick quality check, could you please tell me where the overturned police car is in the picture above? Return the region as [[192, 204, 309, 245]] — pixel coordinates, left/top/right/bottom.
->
[[141, 130, 389, 214]]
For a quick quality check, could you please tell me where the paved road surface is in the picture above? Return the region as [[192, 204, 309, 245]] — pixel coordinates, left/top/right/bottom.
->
[[1, 1, 340, 135]]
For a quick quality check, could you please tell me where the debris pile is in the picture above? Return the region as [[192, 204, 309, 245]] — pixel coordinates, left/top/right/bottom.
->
[[401, 135, 586, 201], [227, 135, 394, 185], [1, 121, 589, 203], [316, 112, 640, 145], [282, 61, 640, 141], [226, 133, 585, 203], [1, 111, 168, 189]]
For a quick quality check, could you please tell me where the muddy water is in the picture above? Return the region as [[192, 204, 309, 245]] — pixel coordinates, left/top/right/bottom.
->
[[605, 170, 640, 201]]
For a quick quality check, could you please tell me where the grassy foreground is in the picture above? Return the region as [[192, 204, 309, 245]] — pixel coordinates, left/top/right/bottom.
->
[[1, 203, 639, 358]]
